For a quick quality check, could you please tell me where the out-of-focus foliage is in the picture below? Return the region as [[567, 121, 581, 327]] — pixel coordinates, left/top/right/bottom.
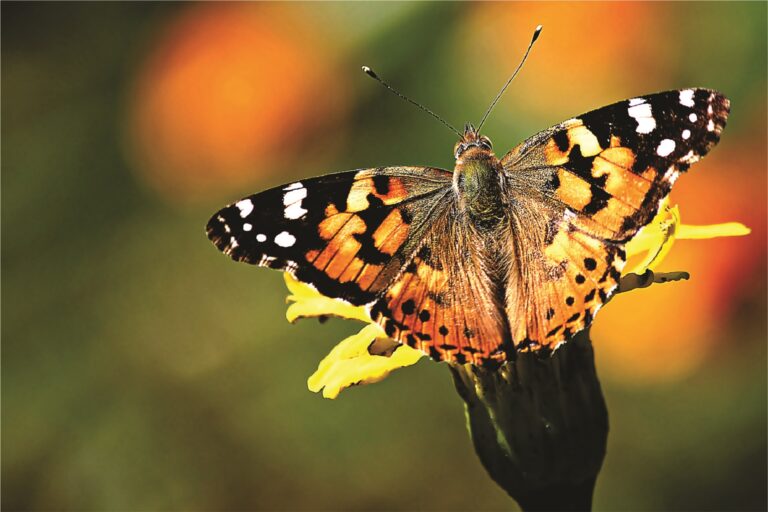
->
[[2, 2, 765, 511]]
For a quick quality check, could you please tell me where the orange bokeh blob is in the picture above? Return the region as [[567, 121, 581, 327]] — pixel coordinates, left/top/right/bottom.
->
[[128, 3, 348, 201], [460, 2, 665, 121]]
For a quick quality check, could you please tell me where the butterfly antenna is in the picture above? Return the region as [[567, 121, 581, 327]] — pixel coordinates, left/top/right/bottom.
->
[[362, 66, 462, 138], [477, 25, 543, 132]]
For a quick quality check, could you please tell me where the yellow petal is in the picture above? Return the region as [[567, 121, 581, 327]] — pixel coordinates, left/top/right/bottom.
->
[[307, 324, 423, 399], [625, 204, 679, 274], [284, 273, 371, 324], [677, 222, 751, 239], [624, 202, 750, 275]]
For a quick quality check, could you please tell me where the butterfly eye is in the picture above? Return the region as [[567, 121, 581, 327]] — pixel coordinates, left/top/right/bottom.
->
[[479, 137, 493, 150]]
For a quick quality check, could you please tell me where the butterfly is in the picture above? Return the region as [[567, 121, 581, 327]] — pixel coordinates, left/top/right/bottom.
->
[[206, 84, 729, 366]]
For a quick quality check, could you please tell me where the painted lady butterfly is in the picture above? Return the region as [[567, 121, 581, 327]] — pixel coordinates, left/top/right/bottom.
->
[[206, 36, 729, 366]]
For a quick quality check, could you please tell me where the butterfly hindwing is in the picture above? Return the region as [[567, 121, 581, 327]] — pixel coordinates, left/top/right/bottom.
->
[[501, 88, 730, 352], [207, 167, 453, 306], [369, 206, 513, 365]]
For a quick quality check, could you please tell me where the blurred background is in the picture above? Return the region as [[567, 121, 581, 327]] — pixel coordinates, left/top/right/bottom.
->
[[2, 2, 766, 510]]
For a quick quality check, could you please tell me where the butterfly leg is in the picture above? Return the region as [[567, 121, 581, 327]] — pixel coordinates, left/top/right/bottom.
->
[[617, 269, 690, 294]]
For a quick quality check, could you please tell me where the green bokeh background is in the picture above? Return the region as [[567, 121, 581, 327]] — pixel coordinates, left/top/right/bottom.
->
[[3, 2, 766, 511]]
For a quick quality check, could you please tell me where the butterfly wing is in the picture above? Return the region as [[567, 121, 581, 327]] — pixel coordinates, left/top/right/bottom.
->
[[207, 167, 453, 305], [368, 203, 513, 365], [501, 88, 730, 352], [208, 166, 512, 365]]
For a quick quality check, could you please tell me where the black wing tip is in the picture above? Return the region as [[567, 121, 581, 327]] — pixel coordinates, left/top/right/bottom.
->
[[206, 210, 240, 258]]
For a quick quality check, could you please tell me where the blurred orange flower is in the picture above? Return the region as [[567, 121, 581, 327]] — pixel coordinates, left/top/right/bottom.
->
[[128, 3, 349, 201], [460, 2, 666, 122]]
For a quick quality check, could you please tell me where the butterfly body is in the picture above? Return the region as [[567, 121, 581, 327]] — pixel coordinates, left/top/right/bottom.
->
[[453, 126, 506, 227], [208, 88, 729, 366]]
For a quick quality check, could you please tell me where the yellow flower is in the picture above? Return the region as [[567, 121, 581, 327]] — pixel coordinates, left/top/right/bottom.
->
[[624, 198, 750, 275], [287, 201, 749, 399], [285, 275, 424, 399]]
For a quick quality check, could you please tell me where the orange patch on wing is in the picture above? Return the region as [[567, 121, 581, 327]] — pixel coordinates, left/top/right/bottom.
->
[[556, 168, 593, 210], [591, 197, 637, 233], [346, 180, 373, 211], [592, 149, 651, 209], [545, 138, 570, 166], [544, 228, 571, 262], [598, 147, 636, 171], [566, 125, 602, 157], [357, 263, 384, 290], [376, 177, 408, 204], [373, 209, 409, 256], [312, 214, 366, 271], [325, 240, 362, 279], [305, 249, 320, 262], [325, 203, 339, 217], [318, 212, 354, 240], [338, 257, 365, 283], [346, 177, 409, 212], [640, 166, 658, 182]]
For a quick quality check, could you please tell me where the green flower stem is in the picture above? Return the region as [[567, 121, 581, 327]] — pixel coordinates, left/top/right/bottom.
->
[[449, 330, 607, 512]]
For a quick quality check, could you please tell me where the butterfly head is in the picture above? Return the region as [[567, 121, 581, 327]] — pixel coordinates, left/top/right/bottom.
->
[[454, 123, 494, 161]]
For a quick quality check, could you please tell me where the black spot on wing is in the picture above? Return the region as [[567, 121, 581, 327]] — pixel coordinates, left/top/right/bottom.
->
[[581, 114, 612, 149], [352, 193, 396, 266], [401, 299, 416, 315], [582, 178, 611, 215], [553, 130, 570, 152]]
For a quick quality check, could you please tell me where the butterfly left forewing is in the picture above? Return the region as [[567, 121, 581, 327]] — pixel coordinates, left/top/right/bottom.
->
[[207, 166, 453, 305], [502, 88, 730, 352]]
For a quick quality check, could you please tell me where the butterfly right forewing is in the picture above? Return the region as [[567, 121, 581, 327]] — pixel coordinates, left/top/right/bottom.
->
[[501, 88, 730, 352]]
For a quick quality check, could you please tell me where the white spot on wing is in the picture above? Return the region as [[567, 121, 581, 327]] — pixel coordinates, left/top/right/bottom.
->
[[707, 119, 715, 131], [229, 237, 239, 249], [259, 255, 276, 266], [682, 129, 691, 140], [627, 103, 656, 134], [275, 231, 296, 248], [679, 89, 695, 107], [284, 182, 303, 191], [283, 185, 308, 220], [656, 139, 676, 157], [243, 223, 252, 232], [679, 150, 698, 164], [628, 98, 645, 106], [689, 113, 698, 122], [284, 203, 308, 220], [664, 165, 680, 184], [236, 199, 254, 218], [256, 233, 267, 242]]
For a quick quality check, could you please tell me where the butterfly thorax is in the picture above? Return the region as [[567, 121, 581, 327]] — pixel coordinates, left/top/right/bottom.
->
[[453, 127, 505, 228]]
